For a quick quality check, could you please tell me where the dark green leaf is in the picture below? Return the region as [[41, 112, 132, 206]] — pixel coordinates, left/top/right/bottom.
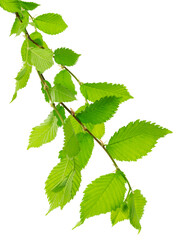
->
[[54, 48, 81, 66]]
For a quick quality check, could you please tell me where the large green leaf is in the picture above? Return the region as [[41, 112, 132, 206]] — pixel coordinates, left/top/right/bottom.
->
[[11, 63, 32, 102], [27, 111, 59, 149], [111, 202, 129, 226], [20, 1, 39, 10], [79, 171, 127, 224], [50, 84, 76, 102], [54, 48, 81, 66], [29, 48, 54, 73], [80, 82, 133, 103], [128, 190, 147, 232], [0, 0, 20, 12], [62, 118, 80, 158], [10, 11, 29, 36], [76, 96, 120, 124], [45, 157, 81, 214], [54, 70, 76, 94], [34, 13, 67, 35], [106, 120, 172, 161]]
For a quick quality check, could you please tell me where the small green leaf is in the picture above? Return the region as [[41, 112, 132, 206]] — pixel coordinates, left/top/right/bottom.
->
[[128, 190, 147, 232], [10, 11, 29, 36], [79, 171, 127, 225], [20, 1, 39, 10], [62, 118, 80, 158], [29, 48, 54, 73], [54, 70, 76, 94], [11, 63, 32, 102], [45, 157, 81, 213], [80, 82, 133, 103], [53, 104, 66, 127], [0, 0, 20, 12], [111, 202, 129, 226], [27, 111, 59, 149], [89, 123, 105, 139], [34, 13, 67, 35], [41, 80, 51, 103], [50, 84, 76, 102], [76, 96, 120, 124], [54, 48, 81, 66], [106, 120, 172, 161]]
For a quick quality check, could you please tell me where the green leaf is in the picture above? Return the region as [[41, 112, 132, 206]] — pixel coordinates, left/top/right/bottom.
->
[[128, 190, 147, 232], [34, 13, 67, 35], [106, 120, 172, 161], [45, 157, 81, 213], [54, 70, 76, 94], [29, 48, 54, 73], [87, 122, 105, 139], [10, 11, 29, 36], [53, 104, 66, 127], [0, 0, 20, 12], [111, 202, 129, 226], [80, 82, 133, 103], [27, 111, 59, 149], [54, 48, 81, 66], [62, 118, 80, 158], [21, 32, 48, 62], [50, 84, 76, 102], [76, 96, 120, 124], [20, 1, 39, 10], [79, 171, 127, 224], [41, 80, 51, 103], [11, 63, 32, 102]]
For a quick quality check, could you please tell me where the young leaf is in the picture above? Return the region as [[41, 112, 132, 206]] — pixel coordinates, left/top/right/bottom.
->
[[41, 80, 51, 103], [53, 104, 66, 127], [54, 70, 76, 94], [62, 118, 80, 158], [50, 84, 76, 102], [45, 157, 81, 214], [34, 13, 67, 35], [76, 96, 120, 124], [20, 1, 39, 10], [106, 120, 172, 161], [11, 64, 32, 102], [128, 190, 147, 232], [111, 202, 129, 226], [79, 171, 127, 225], [21, 32, 48, 62], [10, 11, 29, 36], [80, 82, 133, 103], [54, 48, 81, 66], [27, 111, 59, 149], [0, 0, 20, 13], [29, 48, 54, 73]]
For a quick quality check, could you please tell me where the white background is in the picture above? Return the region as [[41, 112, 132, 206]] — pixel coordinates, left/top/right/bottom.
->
[[0, 0, 176, 239]]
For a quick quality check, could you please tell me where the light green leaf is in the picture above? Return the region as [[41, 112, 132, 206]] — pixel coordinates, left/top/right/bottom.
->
[[54, 70, 76, 94], [29, 48, 54, 73], [27, 111, 59, 149], [79, 171, 127, 224], [45, 157, 81, 213], [62, 118, 80, 158], [11, 63, 32, 102], [50, 84, 76, 102], [54, 48, 81, 66], [52, 104, 66, 127], [10, 11, 29, 36], [111, 202, 129, 226], [80, 82, 133, 103], [21, 32, 48, 62], [77, 96, 120, 124], [128, 190, 147, 232], [34, 13, 67, 35], [20, 1, 39, 10], [0, 0, 20, 12], [106, 120, 172, 161]]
